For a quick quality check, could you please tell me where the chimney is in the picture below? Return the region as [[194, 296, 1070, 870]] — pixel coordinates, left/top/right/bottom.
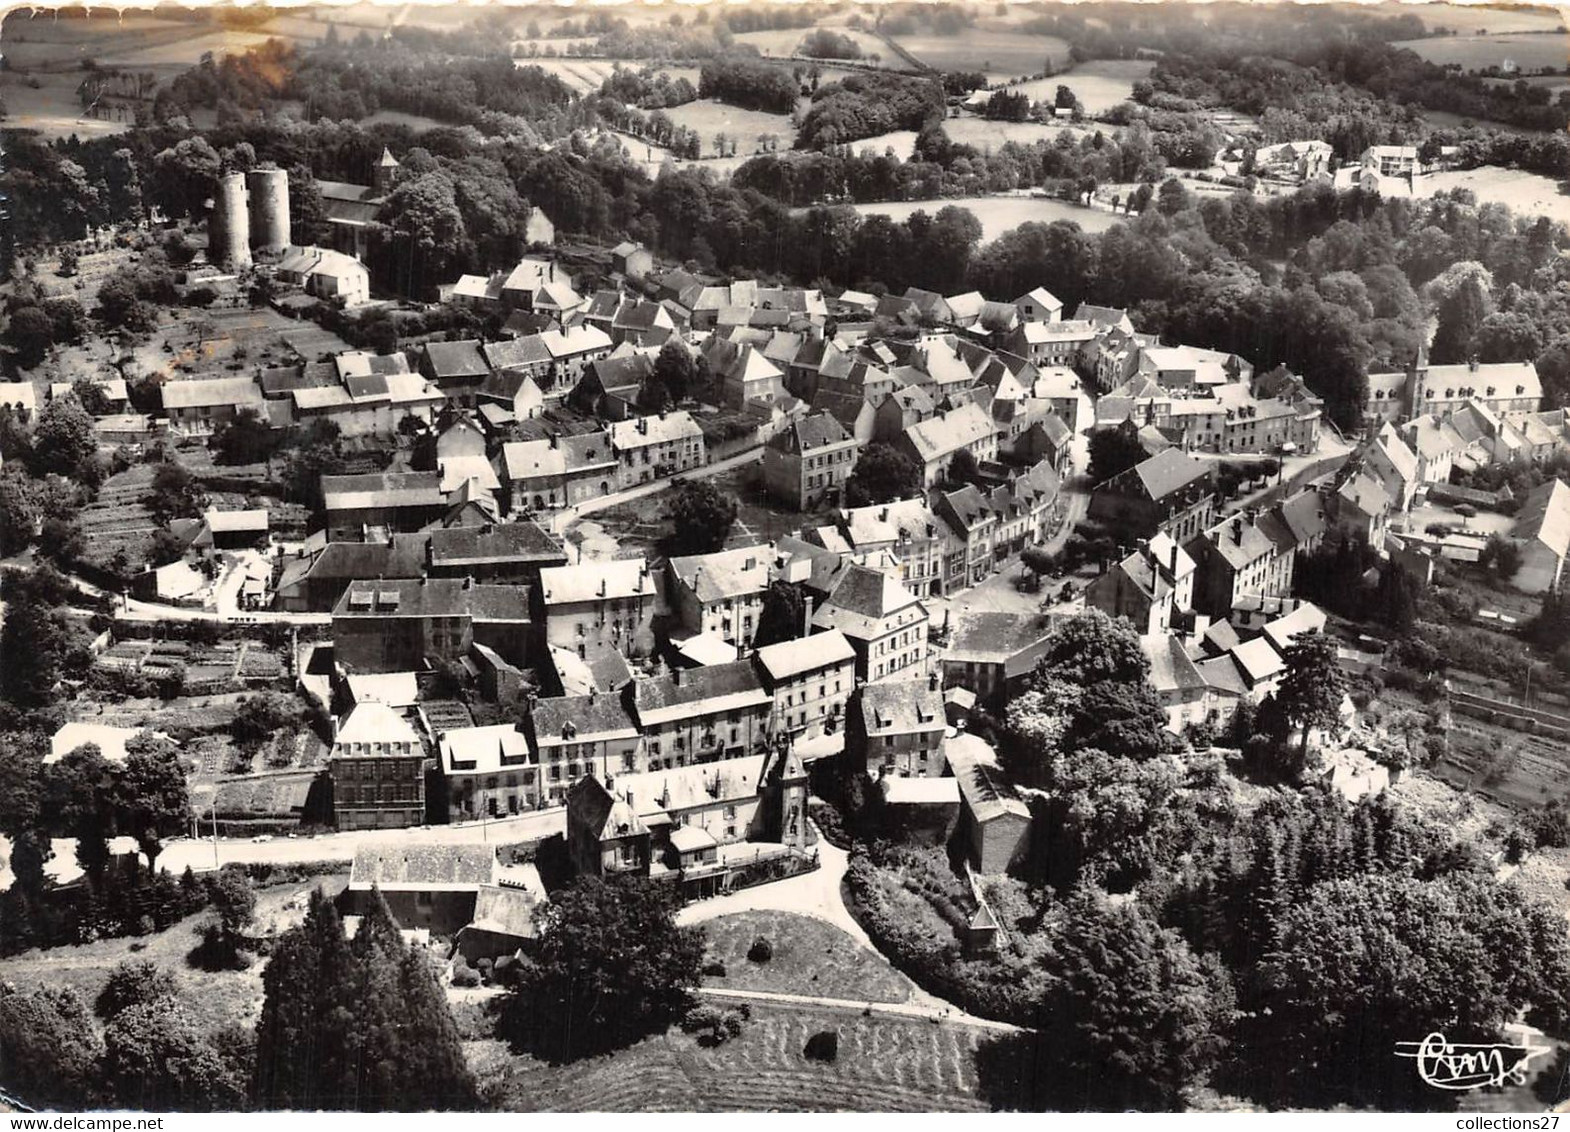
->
[[1468, 356, 1479, 373], [1231, 518, 1243, 545], [1170, 541, 1179, 575], [928, 670, 939, 692], [802, 594, 814, 639], [549, 432, 558, 449], [463, 576, 472, 590], [673, 667, 684, 686], [589, 686, 597, 703]]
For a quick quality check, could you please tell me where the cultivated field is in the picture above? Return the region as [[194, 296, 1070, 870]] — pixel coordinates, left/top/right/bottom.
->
[[664, 99, 797, 156], [470, 1002, 996, 1112], [1393, 31, 1570, 73], [852, 129, 922, 159], [846, 194, 1123, 242], [893, 29, 1072, 82], [1007, 58, 1156, 117], [701, 910, 914, 1003]]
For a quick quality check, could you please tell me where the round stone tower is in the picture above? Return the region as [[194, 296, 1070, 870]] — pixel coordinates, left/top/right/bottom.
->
[[246, 166, 291, 255], [209, 171, 252, 271]]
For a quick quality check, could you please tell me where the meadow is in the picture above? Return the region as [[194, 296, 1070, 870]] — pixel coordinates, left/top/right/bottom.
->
[[893, 28, 1072, 82], [664, 98, 798, 156], [1393, 31, 1570, 73], [1008, 58, 1156, 117], [732, 26, 891, 63], [943, 116, 1085, 151], [1404, 2, 1567, 36], [1415, 165, 1570, 228], [846, 194, 1123, 242]]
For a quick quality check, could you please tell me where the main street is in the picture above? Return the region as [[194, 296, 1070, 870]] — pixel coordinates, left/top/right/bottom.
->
[[147, 805, 566, 875]]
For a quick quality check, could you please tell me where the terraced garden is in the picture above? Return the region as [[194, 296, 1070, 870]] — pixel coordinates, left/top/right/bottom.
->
[[471, 1002, 995, 1112]]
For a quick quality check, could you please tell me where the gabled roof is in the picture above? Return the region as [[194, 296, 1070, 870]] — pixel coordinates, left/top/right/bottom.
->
[[423, 339, 488, 379], [330, 702, 404, 751], [945, 733, 1028, 823], [902, 402, 993, 463], [858, 679, 944, 736], [812, 563, 923, 639], [1121, 448, 1209, 502], [350, 845, 497, 892], [1140, 632, 1208, 696], [754, 629, 856, 682], [428, 521, 565, 568], [321, 471, 444, 512], [1513, 478, 1570, 559], [539, 558, 653, 605], [631, 660, 770, 726], [161, 376, 265, 410], [668, 545, 774, 604], [769, 412, 851, 455], [531, 692, 639, 746]]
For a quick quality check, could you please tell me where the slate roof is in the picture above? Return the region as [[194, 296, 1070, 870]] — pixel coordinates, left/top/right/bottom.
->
[[539, 559, 653, 605], [321, 471, 445, 512], [669, 545, 774, 604], [466, 880, 545, 942], [769, 413, 852, 455], [754, 629, 856, 682], [1513, 478, 1570, 559], [531, 693, 639, 746], [857, 679, 944, 736], [349, 845, 497, 891], [1133, 448, 1210, 502], [1139, 633, 1208, 696], [162, 376, 264, 410], [944, 612, 1055, 677], [945, 733, 1029, 822], [631, 660, 770, 727], [902, 402, 993, 463], [428, 521, 565, 569], [812, 563, 923, 639], [423, 339, 488, 380]]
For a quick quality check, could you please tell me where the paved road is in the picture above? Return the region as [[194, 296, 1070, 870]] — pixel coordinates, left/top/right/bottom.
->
[[159, 806, 567, 874], [55, 568, 331, 626], [677, 832, 1016, 1030], [697, 986, 1021, 1032]]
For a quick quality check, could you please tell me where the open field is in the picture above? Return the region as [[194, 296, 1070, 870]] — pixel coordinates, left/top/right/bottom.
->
[[470, 1001, 996, 1112], [844, 194, 1122, 242], [1414, 165, 1570, 228], [1007, 59, 1155, 117], [517, 55, 619, 94], [0, 873, 344, 1036], [664, 99, 797, 156], [701, 910, 913, 1005], [1399, 2, 1568, 36], [359, 108, 450, 131], [1393, 31, 1570, 73], [893, 29, 1071, 83], [943, 116, 1085, 151], [732, 27, 891, 64]]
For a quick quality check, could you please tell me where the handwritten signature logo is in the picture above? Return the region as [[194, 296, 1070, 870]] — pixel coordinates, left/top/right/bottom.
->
[[1395, 1033, 1553, 1091]]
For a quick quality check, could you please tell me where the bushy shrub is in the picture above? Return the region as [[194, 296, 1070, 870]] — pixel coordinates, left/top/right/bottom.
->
[[451, 959, 480, 988], [702, 960, 727, 977], [747, 936, 773, 963], [804, 1030, 839, 1062]]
